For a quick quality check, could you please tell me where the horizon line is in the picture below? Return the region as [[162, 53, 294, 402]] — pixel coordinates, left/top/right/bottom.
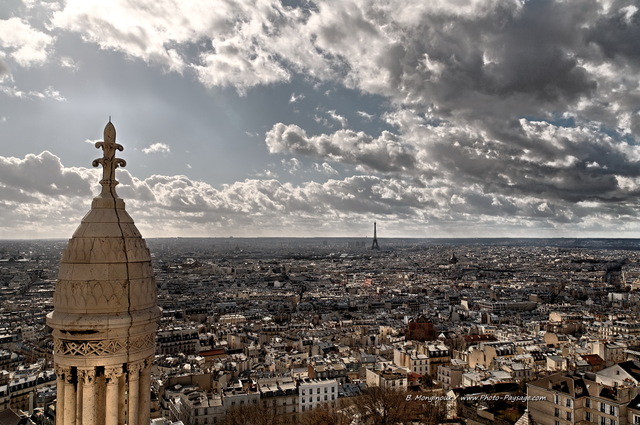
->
[[2, 236, 640, 241]]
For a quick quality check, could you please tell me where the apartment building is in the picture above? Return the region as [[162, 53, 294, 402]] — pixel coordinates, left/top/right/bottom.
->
[[298, 378, 338, 412], [527, 361, 640, 425]]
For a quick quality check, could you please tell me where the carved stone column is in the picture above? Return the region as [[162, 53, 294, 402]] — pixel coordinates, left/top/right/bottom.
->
[[138, 358, 152, 425], [79, 367, 97, 425], [63, 367, 76, 425], [55, 366, 68, 425], [96, 371, 106, 424], [127, 361, 143, 425], [105, 366, 123, 425], [118, 372, 126, 425]]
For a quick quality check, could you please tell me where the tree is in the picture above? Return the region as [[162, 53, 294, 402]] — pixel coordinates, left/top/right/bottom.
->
[[355, 387, 416, 425], [298, 402, 352, 425], [354, 387, 447, 425]]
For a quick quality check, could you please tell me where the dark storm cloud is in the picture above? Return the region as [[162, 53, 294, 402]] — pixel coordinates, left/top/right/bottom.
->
[[587, 4, 640, 64], [338, 0, 604, 128], [258, 0, 640, 226]]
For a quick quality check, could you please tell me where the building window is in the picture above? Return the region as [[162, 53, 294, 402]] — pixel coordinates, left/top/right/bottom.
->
[[600, 403, 606, 413], [555, 394, 560, 404], [586, 412, 591, 422], [634, 416, 640, 425], [601, 417, 606, 425], [609, 406, 616, 415], [567, 412, 572, 421], [555, 408, 560, 417], [586, 399, 591, 408], [566, 399, 572, 408]]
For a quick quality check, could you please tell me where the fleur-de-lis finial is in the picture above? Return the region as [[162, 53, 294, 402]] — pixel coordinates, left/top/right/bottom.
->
[[92, 120, 126, 196]]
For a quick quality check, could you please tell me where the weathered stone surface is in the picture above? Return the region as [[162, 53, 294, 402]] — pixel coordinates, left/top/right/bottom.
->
[[46, 122, 160, 425]]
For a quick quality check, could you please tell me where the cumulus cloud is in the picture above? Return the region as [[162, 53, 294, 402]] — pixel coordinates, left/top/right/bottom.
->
[[142, 143, 171, 154], [266, 123, 416, 174], [6, 0, 640, 236], [2, 151, 640, 238], [0, 151, 92, 197], [265, 111, 640, 210], [51, 0, 300, 90], [0, 17, 54, 67], [48, 0, 640, 132], [47, 0, 640, 119]]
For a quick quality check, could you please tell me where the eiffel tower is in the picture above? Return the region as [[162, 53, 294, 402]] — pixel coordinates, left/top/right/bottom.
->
[[371, 222, 380, 250]]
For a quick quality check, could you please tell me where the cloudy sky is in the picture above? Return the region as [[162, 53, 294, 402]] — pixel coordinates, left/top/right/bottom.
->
[[1, 0, 640, 239]]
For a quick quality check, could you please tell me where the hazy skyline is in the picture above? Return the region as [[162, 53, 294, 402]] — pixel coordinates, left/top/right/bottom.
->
[[1, 0, 640, 239]]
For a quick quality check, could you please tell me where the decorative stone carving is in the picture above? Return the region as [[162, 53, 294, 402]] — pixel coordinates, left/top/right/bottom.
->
[[78, 367, 96, 385], [127, 361, 144, 376], [129, 279, 157, 309], [129, 334, 155, 352], [104, 366, 123, 383], [54, 334, 154, 356], [54, 277, 157, 313], [55, 365, 72, 381], [93, 120, 126, 193], [64, 369, 75, 385], [55, 338, 125, 356], [54, 279, 128, 313]]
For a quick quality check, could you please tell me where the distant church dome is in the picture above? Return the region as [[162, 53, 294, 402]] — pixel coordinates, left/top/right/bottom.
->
[[46, 121, 161, 425]]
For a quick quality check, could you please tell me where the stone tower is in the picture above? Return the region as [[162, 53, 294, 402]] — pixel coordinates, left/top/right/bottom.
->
[[46, 121, 161, 425]]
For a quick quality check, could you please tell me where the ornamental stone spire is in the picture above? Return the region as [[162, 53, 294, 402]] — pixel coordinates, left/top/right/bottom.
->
[[92, 119, 126, 197], [47, 121, 161, 425]]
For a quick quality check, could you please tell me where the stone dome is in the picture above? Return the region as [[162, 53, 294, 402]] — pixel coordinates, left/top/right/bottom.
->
[[47, 121, 161, 367]]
